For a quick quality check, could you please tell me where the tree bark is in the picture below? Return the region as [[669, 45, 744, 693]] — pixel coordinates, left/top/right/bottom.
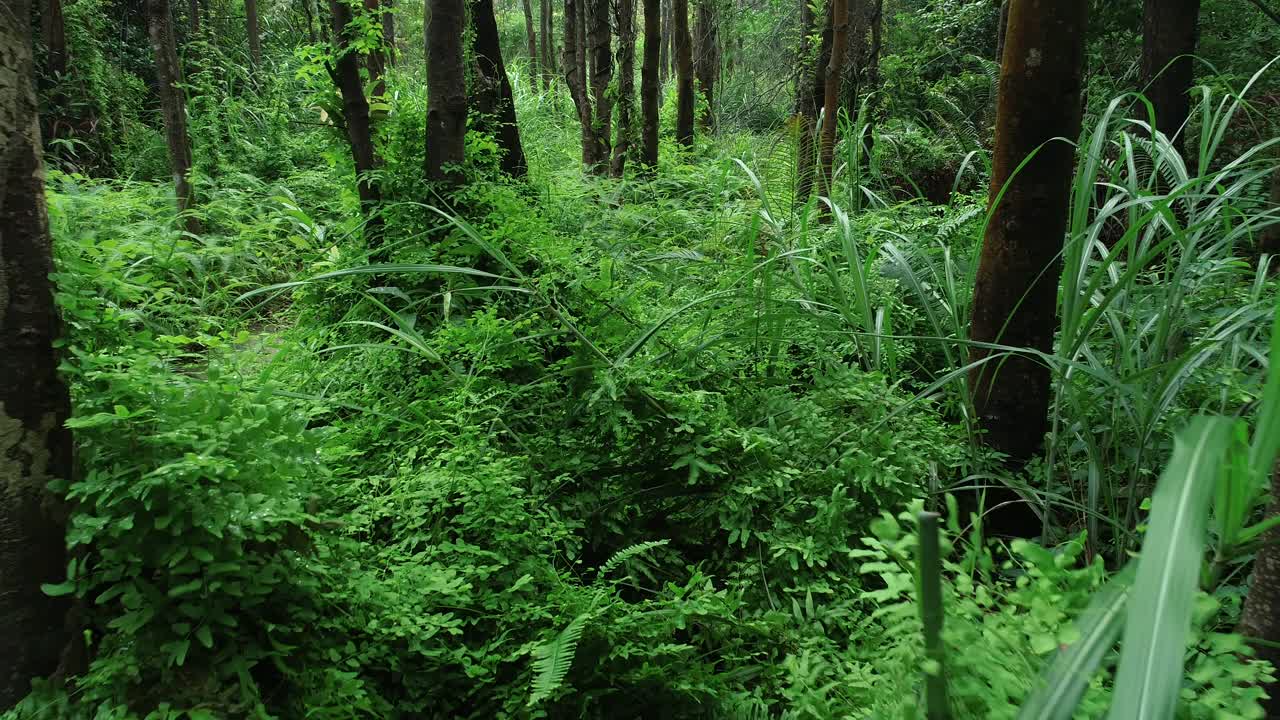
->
[[612, 0, 636, 176], [588, 0, 613, 172], [795, 0, 830, 206], [1239, 463, 1280, 718], [659, 0, 671, 86], [42, 0, 68, 78], [147, 0, 201, 235], [673, 0, 694, 146], [1140, 0, 1200, 160], [693, 0, 718, 131], [365, 0, 388, 99], [471, 0, 529, 177], [640, 0, 660, 172], [331, 0, 386, 238], [427, 0, 467, 184], [815, 0, 848, 211], [1261, 160, 1280, 255], [189, 0, 200, 36], [968, 0, 1089, 526], [0, 2, 77, 703], [383, 0, 396, 66], [541, 0, 555, 89], [523, 0, 539, 81], [245, 0, 262, 66], [995, 0, 1008, 61], [564, 0, 597, 167]]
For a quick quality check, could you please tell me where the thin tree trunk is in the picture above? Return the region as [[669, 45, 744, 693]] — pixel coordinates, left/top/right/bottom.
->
[[541, 0, 555, 89], [612, 0, 636, 175], [968, 0, 1089, 536], [147, 0, 201, 234], [43, 0, 68, 78], [1239, 463, 1280, 718], [0, 1, 78, 704], [245, 0, 262, 65], [1261, 160, 1280, 255], [564, 0, 596, 166], [303, 0, 318, 43], [365, 0, 388, 98], [816, 0, 848, 211], [427, 0, 467, 184], [673, 0, 694, 146], [995, 0, 1008, 61], [640, 0, 660, 172], [693, 0, 718, 131], [383, 0, 396, 66], [1140, 0, 1200, 160], [332, 0, 386, 239], [588, 0, 612, 172], [794, 0, 830, 206], [659, 0, 671, 85], [471, 0, 529, 176], [189, 0, 200, 35], [522, 0, 539, 80]]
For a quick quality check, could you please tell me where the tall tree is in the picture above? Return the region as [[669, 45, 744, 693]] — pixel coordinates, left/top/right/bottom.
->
[[427, 0, 467, 184], [639, 0, 660, 172], [471, 0, 529, 176], [612, 0, 637, 175], [659, 0, 671, 85], [795, 0, 831, 206], [331, 0, 385, 235], [365, 0, 388, 98], [383, 0, 396, 66], [815, 0, 848, 208], [0, 0, 77, 703], [673, 0, 694, 146], [968, 0, 1089, 534], [42, 0, 67, 78], [522, 0, 539, 80], [1140, 0, 1201, 159], [588, 0, 613, 172], [564, 0, 597, 166], [245, 0, 262, 66], [693, 0, 718, 131], [189, 0, 200, 35], [146, 0, 201, 235], [995, 0, 1008, 61], [1239, 463, 1280, 717], [540, 0, 555, 89]]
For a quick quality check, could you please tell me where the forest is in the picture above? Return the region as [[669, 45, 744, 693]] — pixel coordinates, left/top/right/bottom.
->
[[2, 0, 1280, 716]]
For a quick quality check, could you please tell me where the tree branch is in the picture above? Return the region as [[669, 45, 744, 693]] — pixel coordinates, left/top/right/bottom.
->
[[1244, 0, 1280, 27]]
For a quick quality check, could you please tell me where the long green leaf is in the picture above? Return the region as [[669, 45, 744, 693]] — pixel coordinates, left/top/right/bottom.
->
[[1106, 417, 1234, 720]]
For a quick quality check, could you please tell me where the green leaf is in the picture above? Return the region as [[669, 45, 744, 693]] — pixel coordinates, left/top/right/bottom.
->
[[1107, 417, 1233, 720], [41, 580, 76, 597], [529, 613, 590, 705]]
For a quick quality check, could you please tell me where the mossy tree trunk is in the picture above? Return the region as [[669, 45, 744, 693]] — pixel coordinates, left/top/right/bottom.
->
[[245, 0, 262, 65], [426, 0, 466, 184], [693, 0, 718, 131], [968, 0, 1089, 535], [1140, 0, 1200, 160], [640, 0, 660, 172], [673, 0, 694, 146], [0, 1, 78, 702], [471, 0, 528, 177], [587, 0, 613, 172], [794, 0, 831, 207], [1239, 463, 1280, 718], [815, 0, 848, 213], [611, 0, 636, 176], [564, 0, 596, 167], [146, 0, 201, 235], [540, 0, 555, 90], [522, 0, 539, 80]]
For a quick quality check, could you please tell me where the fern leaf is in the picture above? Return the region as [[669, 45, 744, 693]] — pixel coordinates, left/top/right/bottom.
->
[[598, 539, 670, 579], [529, 614, 589, 705]]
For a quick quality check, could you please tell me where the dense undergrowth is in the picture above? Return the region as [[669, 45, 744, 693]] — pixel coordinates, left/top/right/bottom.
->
[[9, 21, 1280, 718]]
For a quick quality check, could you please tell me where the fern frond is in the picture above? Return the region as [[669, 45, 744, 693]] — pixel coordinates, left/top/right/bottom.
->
[[529, 613, 590, 705], [598, 539, 670, 578]]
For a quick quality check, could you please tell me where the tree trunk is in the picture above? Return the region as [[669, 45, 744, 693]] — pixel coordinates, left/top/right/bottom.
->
[[541, 0, 555, 89], [1140, 0, 1200, 160], [147, 0, 201, 235], [522, 0, 539, 80], [588, 0, 613, 172], [0, 2, 77, 704], [1239, 463, 1280, 718], [640, 0, 660, 172], [332, 0, 386, 239], [995, 0, 1008, 61], [303, 0, 318, 43], [564, 0, 596, 166], [245, 0, 262, 66], [383, 0, 396, 66], [1261, 160, 1280, 255], [693, 0, 718, 131], [471, 0, 529, 177], [43, 0, 68, 78], [659, 0, 671, 85], [795, 0, 830, 206], [365, 0, 388, 99], [968, 0, 1089, 535], [427, 0, 467, 184], [673, 0, 694, 146], [816, 0, 848, 211], [189, 0, 200, 36], [611, 0, 636, 176]]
